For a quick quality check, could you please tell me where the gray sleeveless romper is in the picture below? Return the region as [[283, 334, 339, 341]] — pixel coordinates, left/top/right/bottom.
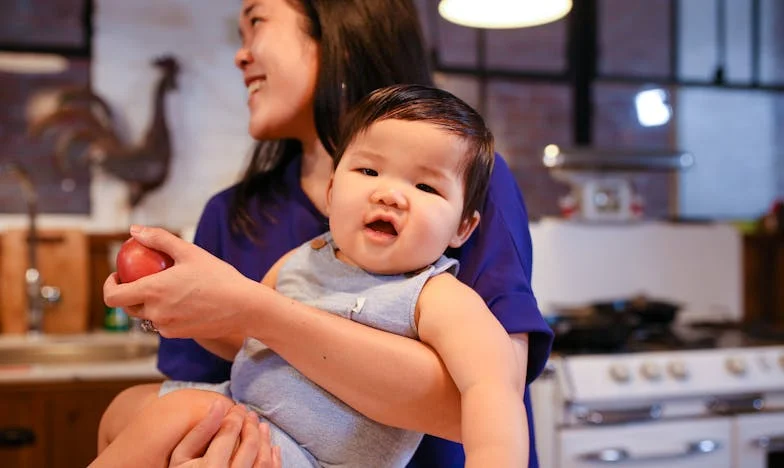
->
[[162, 232, 458, 467]]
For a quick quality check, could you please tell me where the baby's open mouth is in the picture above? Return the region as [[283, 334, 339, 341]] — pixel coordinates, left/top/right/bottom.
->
[[366, 220, 397, 236]]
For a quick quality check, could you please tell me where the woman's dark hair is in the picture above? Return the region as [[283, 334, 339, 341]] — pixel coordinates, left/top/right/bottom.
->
[[231, 0, 433, 238], [334, 84, 495, 223]]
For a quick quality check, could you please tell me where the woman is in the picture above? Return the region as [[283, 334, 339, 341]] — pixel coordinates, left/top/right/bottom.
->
[[167, 403, 282, 468], [104, 0, 553, 466]]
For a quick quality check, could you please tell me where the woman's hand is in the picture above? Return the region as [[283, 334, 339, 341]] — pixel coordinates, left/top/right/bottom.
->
[[169, 401, 281, 468], [103, 225, 259, 339]]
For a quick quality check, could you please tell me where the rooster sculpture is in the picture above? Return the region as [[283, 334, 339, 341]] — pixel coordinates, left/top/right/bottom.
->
[[28, 56, 180, 207]]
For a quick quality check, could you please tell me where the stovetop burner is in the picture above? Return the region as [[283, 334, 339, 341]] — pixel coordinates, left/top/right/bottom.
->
[[624, 325, 717, 352], [552, 321, 784, 356]]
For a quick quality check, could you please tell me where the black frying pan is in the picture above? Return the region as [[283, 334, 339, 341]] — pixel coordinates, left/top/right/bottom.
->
[[546, 305, 640, 352], [547, 296, 681, 352], [591, 296, 681, 326]]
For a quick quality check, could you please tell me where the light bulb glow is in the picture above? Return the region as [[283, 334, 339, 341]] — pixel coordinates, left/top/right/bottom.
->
[[635, 88, 672, 127], [542, 144, 561, 167], [439, 0, 573, 29]]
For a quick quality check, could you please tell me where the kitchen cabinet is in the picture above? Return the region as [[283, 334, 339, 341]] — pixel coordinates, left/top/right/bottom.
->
[[0, 378, 162, 468], [743, 233, 784, 328], [0, 231, 167, 334]]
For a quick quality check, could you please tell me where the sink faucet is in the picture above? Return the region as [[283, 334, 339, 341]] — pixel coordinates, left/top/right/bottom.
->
[[0, 162, 61, 334]]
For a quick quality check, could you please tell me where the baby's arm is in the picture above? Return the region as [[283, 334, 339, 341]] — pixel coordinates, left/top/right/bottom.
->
[[196, 250, 296, 360], [416, 273, 528, 467]]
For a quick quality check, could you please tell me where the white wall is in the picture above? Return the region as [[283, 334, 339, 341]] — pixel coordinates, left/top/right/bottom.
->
[[1, 0, 252, 232], [529, 219, 743, 322]]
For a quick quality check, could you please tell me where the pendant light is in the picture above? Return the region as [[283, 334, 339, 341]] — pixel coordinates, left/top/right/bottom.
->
[[438, 0, 573, 29]]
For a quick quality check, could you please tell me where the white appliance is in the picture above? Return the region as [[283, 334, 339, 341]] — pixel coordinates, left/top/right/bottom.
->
[[541, 146, 693, 222], [529, 220, 784, 468]]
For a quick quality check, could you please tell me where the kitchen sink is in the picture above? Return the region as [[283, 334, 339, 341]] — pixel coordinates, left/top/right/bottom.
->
[[0, 333, 158, 366]]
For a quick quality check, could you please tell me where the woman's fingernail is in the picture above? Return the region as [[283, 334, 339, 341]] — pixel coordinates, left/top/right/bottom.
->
[[130, 224, 142, 234]]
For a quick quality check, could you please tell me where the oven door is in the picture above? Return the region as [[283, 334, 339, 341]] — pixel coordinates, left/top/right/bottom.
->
[[735, 412, 784, 468], [558, 418, 731, 468]]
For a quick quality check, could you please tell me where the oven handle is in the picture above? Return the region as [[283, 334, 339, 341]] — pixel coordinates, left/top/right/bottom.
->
[[578, 439, 722, 464], [706, 394, 764, 415], [753, 435, 784, 451], [575, 404, 663, 425]]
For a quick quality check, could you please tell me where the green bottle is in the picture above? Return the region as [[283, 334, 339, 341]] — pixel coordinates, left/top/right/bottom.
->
[[104, 306, 130, 332]]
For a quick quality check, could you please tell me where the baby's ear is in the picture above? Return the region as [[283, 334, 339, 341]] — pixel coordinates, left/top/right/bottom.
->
[[448, 211, 480, 248], [325, 175, 335, 216]]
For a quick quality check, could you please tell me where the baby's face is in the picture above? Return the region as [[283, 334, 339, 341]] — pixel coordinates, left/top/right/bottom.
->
[[326, 119, 476, 275]]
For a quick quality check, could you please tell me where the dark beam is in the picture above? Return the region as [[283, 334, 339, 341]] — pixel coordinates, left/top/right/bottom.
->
[[598, 74, 784, 92], [0, 43, 90, 57], [670, 0, 679, 82], [434, 65, 569, 83], [751, 0, 760, 87], [568, 0, 597, 145]]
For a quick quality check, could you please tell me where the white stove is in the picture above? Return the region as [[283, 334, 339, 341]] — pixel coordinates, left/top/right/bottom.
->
[[528, 221, 784, 467], [533, 340, 784, 468]]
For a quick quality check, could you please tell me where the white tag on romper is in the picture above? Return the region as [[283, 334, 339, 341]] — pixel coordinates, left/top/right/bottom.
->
[[351, 297, 366, 315]]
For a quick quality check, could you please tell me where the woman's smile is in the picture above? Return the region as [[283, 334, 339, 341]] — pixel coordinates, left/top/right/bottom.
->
[[246, 77, 264, 96]]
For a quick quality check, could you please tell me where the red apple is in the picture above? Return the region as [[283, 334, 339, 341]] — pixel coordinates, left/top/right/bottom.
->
[[116, 238, 174, 284]]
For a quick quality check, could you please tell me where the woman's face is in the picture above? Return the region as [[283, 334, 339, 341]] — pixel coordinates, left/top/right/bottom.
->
[[236, 0, 320, 141]]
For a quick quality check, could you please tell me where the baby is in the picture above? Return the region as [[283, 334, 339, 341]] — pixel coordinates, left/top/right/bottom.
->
[[95, 84, 526, 468]]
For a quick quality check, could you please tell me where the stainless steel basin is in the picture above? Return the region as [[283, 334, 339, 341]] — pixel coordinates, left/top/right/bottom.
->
[[0, 334, 158, 366]]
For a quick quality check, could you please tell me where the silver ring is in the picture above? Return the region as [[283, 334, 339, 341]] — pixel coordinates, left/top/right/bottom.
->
[[140, 319, 159, 334]]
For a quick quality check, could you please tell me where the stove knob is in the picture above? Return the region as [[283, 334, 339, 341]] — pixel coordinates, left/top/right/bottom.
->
[[609, 363, 631, 383], [640, 362, 663, 381], [667, 360, 689, 381], [725, 356, 747, 376]]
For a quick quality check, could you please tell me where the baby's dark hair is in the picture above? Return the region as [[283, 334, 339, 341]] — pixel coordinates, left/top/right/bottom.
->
[[334, 84, 495, 223]]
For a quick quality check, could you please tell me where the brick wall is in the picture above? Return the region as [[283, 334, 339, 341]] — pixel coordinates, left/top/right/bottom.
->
[[0, 0, 86, 48], [0, 0, 91, 216], [2, 0, 681, 225], [0, 59, 91, 215], [598, 0, 672, 78], [429, 0, 676, 219]]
